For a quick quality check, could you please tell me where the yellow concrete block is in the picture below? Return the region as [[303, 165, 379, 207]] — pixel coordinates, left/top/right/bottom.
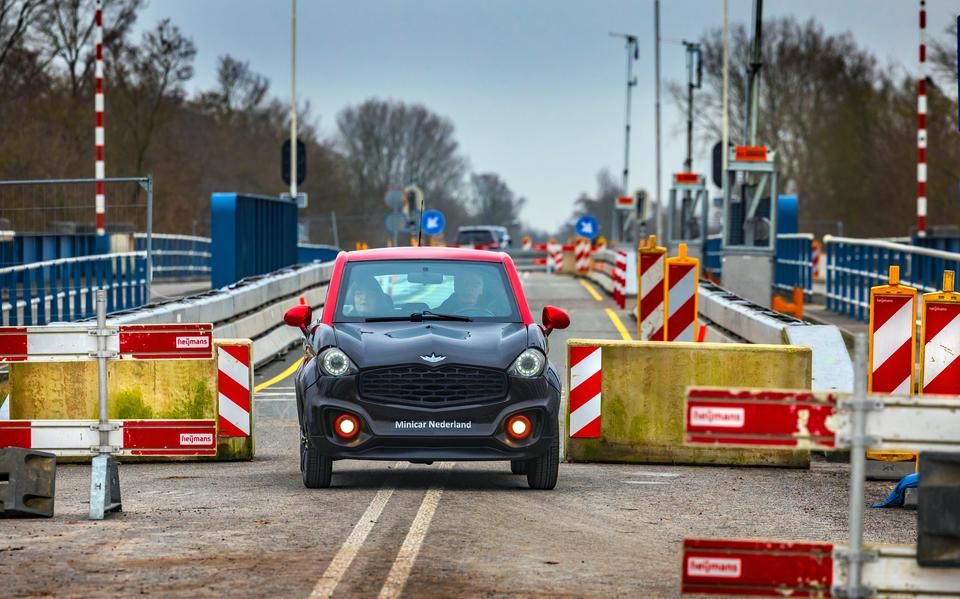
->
[[566, 340, 812, 467]]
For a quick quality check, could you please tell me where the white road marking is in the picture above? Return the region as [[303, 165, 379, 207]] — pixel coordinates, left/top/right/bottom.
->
[[622, 481, 671, 485], [627, 471, 680, 478], [377, 462, 456, 599], [310, 462, 408, 598]]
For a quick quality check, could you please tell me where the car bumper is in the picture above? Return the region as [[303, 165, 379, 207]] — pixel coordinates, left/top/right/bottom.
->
[[301, 376, 560, 461]]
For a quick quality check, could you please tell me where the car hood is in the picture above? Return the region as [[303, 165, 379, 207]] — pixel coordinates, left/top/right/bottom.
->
[[333, 321, 528, 370]]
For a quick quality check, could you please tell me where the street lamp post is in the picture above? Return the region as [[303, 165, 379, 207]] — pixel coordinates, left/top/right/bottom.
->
[[610, 32, 639, 245]]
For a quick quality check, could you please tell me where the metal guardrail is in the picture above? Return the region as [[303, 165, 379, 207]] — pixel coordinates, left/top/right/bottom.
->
[[503, 248, 548, 272], [0, 252, 147, 325], [775, 233, 813, 295], [134, 233, 211, 280], [824, 235, 960, 321]]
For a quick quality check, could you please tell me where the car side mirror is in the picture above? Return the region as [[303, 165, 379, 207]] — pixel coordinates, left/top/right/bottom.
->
[[284, 304, 313, 331], [541, 305, 570, 336]]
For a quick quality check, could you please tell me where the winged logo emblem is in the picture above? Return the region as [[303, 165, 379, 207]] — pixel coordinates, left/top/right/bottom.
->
[[420, 353, 447, 363]]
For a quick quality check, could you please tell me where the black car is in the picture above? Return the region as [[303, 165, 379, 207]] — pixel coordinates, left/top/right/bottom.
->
[[283, 246, 570, 489]]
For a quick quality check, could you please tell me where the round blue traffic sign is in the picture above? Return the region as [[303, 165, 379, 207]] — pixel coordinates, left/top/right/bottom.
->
[[384, 212, 407, 233], [575, 214, 600, 240], [421, 210, 445, 235]]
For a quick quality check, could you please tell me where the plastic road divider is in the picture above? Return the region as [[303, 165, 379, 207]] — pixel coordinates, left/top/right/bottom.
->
[[638, 235, 667, 341], [867, 265, 917, 471], [665, 243, 699, 342], [565, 339, 811, 467], [920, 270, 960, 394]]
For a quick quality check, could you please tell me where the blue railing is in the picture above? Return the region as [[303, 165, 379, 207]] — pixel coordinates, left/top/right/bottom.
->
[[824, 235, 960, 321], [774, 233, 813, 296], [297, 243, 340, 264], [704, 234, 722, 281], [134, 233, 211, 281], [0, 252, 147, 326]]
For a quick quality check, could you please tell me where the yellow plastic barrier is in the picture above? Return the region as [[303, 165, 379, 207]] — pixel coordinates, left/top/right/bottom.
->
[[565, 339, 811, 467]]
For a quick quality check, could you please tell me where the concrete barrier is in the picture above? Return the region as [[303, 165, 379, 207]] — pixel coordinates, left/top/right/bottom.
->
[[565, 340, 811, 467]]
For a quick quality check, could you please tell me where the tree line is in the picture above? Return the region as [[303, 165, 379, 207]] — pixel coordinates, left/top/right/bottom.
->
[[0, 0, 528, 247]]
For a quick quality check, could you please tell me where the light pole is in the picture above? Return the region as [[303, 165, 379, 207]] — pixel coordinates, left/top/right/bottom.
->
[[654, 0, 663, 243], [610, 32, 638, 245], [290, 0, 298, 200]]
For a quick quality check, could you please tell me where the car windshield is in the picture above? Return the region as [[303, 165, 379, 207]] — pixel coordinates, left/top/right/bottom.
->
[[456, 230, 496, 244], [334, 260, 521, 322]]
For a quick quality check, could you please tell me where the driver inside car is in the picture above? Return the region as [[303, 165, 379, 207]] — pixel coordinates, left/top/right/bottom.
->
[[347, 275, 393, 316], [437, 270, 485, 314]]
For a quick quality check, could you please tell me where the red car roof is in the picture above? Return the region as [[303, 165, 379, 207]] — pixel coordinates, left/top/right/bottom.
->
[[344, 247, 508, 262]]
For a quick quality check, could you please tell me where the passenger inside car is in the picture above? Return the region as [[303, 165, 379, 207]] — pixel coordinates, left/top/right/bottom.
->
[[346, 275, 393, 315], [437, 271, 484, 313]]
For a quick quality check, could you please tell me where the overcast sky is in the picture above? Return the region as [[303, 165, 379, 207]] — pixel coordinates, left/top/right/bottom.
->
[[137, 0, 960, 232]]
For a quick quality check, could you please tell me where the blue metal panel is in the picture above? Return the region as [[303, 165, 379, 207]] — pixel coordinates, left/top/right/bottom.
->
[[211, 192, 298, 288], [298, 244, 340, 264], [777, 195, 798, 234]]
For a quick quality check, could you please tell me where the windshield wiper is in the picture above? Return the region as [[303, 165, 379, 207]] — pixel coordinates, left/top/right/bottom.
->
[[364, 310, 471, 323]]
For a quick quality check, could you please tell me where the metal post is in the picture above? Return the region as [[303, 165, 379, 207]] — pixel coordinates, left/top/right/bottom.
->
[[745, 0, 763, 146], [290, 0, 298, 200], [721, 0, 730, 244], [331, 210, 340, 249], [611, 33, 638, 244], [654, 0, 663, 243], [845, 332, 869, 597], [145, 174, 153, 302], [89, 289, 121, 520]]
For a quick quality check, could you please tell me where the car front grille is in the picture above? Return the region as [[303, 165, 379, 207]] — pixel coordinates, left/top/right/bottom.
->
[[359, 364, 508, 406]]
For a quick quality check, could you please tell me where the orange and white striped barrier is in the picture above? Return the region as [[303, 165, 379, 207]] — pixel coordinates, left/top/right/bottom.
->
[[638, 235, 667, 341], [217, 342, 253, 438], [920, 270, 960, 394], [521, 235, 532, 250], [664, 243, 699, 342], [868, 266, 917, 395], [569, 345, 601, 438], [811, 239, 822, 280], [575, 238, 592, 274]]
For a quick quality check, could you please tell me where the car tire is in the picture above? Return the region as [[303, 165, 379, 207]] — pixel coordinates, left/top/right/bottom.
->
[[302, 441, 332, 489], [526, 428, 559, 490], [510, 460, 527, 475]]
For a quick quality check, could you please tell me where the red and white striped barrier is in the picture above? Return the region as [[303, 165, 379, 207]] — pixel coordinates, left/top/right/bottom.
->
[[868, 267, 917, 395], [521, 237, 532, 250], [0, 419, 217, 457], [811, 240, 822, 280], [94, 0, 106, 237], [569, 345, 601, 438], [546, 242, 563, 272], [612, 250, 627, 309], [217, 342, 253, 438], [665, 244, 699, 342], [920, 271, 960, 394], [638, 236, 666, 341], [0, 323, 213, 362], [575, 239, 591, 274]]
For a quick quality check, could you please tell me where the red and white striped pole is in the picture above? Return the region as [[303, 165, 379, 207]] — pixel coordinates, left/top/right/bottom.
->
[[94, 0, 106, 244], [917, 0, 927, 237]]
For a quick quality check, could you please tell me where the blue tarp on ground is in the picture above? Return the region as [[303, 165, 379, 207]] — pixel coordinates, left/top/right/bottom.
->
[[872, 472, 919, 508]]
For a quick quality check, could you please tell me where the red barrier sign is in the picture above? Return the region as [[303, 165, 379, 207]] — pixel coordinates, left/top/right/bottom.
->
[[0, 323, 214, 362], [674, 172, 700, 184], [685, 388, 839, 450], [734, 146, 768, 162], [682, 538, 834, 596], [119, 323, 214, 360]]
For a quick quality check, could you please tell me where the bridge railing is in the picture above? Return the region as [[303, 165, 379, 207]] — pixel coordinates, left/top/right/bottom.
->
[[134, 233, 211, 281], [0, 252, 147, 326], [824, 235, 960, 321], [775, 233, 814, 296], [704, 234, 722, 281]]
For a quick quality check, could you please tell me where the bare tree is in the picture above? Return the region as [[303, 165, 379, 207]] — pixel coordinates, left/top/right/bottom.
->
[[197, 55, 269, 124], [0, 0, 45, 69], [111, 18, 195, 178], [470, 173, 525, 227], [35, 0, 142, 97]]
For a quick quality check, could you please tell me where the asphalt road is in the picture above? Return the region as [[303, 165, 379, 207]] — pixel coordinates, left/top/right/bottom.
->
[[1, 273, 916, 598]]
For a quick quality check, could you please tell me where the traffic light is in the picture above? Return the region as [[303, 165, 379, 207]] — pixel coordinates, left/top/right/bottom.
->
[[281, 138, 306, 186]]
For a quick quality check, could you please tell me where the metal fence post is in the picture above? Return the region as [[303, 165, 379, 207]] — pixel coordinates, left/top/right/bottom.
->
[[844, 333, 870, 597], [89, 289, 121, 520], [144, 175, 153, 303]]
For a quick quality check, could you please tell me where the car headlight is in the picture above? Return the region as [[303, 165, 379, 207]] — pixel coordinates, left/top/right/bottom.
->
[[509, 348, 546, 377], [319, 347, 356, 377]]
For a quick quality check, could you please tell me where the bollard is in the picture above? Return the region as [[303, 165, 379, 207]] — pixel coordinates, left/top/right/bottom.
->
[[919, 270, 960, 394], [866, 266, 917, 478], [89, 290, 121, 520], [0, 447, 56, 518], [664, 243, 699, 342], [638, 234, 667, 341]]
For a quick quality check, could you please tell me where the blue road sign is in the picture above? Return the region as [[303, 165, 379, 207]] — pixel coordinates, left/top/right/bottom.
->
[[575, 215, 600, 240], [385, 212, 407, 233], [422, 210, 445, 235]]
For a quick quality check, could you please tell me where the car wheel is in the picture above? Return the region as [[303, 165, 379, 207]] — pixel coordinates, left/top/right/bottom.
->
[[510, 460, 528, 475], [302, 441, 332, 489], [526, 427, 559, 490]]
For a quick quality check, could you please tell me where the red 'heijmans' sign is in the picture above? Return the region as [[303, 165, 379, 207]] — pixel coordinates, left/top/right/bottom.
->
[[682, 538, 834, 596], [685, 388, 839, 450]]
